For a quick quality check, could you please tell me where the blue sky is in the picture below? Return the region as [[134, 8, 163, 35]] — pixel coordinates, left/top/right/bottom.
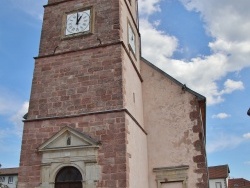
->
[[0, 0, 250, 180]]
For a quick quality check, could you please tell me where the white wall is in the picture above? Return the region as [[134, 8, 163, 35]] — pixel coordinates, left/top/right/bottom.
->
[[0, 175, 18, 188], [126, 114, 149, 188], [209, 179, 227, 188]]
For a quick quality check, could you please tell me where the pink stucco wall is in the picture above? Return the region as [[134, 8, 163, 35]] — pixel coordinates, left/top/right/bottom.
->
[[141, 60, 208, 188]]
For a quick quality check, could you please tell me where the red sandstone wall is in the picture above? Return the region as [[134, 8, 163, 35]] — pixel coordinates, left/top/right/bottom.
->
[[28, 45, 123, 120], [19, 112, 128, 188], [18, 0, 145, 187], [39, 0, 120, 56]]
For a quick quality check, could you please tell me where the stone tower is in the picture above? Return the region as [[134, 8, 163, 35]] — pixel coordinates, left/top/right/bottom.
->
[[18, 0, 209, 187], [18, 0, 148, 188]]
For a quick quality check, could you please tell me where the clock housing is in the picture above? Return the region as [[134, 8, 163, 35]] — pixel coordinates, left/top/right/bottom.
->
[[128, 22, 136, 55], [65, 8, 92, 36]]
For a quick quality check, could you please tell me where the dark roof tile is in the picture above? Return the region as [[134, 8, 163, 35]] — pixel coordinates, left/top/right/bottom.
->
[[208, 165, 230, 179], [228, 178, 250, 188], [0, 167, 19, 175]]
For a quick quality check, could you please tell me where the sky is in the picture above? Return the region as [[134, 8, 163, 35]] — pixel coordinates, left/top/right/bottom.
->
[[0, 0, 250, 180]]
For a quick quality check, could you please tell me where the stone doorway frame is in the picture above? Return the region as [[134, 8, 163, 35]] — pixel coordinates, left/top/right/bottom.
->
[[153, 165, 189, 188]]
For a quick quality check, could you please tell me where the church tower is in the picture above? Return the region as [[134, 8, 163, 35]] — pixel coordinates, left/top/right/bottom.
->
[[18, 0, 148, 187]]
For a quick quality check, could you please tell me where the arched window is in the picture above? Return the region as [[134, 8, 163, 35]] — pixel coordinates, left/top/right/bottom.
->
[[55, 166, 82, 188]]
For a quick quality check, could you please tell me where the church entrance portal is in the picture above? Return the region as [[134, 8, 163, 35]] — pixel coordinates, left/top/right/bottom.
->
[[55, 166, 83, 188]]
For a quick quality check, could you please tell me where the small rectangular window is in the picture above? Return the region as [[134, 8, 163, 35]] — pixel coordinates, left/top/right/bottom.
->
[[0, 176, 5, 182], [215, 182, 222, 188], [8, 176, 13, 184]]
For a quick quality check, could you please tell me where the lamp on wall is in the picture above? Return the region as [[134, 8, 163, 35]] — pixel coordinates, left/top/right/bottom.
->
[[247, 108, 250, 116]]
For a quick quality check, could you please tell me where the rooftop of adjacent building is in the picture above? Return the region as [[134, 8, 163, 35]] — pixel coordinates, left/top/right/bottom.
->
[[228, 178, 250, 188], [208, 164, 230, 179], [0, 167, 19, 176]]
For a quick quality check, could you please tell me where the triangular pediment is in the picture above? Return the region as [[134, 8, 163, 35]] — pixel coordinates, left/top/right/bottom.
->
[[38, 126, 100, 152]]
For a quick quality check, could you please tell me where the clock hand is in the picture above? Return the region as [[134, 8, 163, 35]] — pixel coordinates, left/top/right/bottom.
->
[[76, 14, 82, 25], [76, 12, 78, 25]]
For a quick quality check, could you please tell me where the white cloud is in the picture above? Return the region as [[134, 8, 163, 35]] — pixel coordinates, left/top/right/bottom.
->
[[0, 102, 27, 165], [219, 79, 244, 95], [10, 101, 29, 137], [0, 88, 22, 115], [139, 0, 250, 105], [153, 20, 161, 27], [139, 0, 162, 16], [207, 132, 250, 153], [0, 129, 7, 140], [207, 133, 244, 153], [0, 99, 27, 161], [212, 113, 231, 119], [140, 19, 178, 62], [0, 97, 14, 115], [181, 0, 250, 40], [0, 101, 28, 140], [180, 0, 250, 70], [243, 133, 250, 139], [0, 86, 28, 138], [244, 161, 250, 165], [9, 0, 47, 20]]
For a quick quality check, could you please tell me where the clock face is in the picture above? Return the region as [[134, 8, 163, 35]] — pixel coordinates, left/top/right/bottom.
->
[[65, 9, 91, 36], [128, 24, 136, 54]]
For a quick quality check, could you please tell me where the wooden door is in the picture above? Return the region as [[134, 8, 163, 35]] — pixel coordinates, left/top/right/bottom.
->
[[55, 166, 82, 188], [55, 182, 82, 188]]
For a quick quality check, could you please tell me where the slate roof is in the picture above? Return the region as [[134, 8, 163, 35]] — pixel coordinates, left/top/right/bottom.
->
[[208, 165, 230, 179], [0, 167, 19, 175], [228, 178, 250, 188]]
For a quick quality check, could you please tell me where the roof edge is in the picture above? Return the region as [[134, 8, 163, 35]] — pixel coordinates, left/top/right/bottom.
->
[[209, 164, 230, 173], [141, 57, 206, 101], [0, 167, 19, 175]]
